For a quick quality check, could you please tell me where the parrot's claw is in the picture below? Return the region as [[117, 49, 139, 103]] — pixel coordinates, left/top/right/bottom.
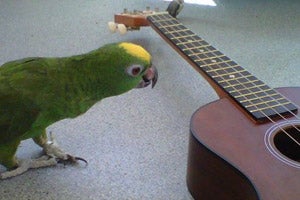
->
[[57, 154, 88, 166], [43, 133, 88, 167]]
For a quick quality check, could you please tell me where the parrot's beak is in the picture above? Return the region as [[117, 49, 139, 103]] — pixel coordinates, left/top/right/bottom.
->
[[136, 65, 158, 88]]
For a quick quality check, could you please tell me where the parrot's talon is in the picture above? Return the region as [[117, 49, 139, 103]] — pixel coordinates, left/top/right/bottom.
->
[[74, 157, 88, 165], [42, 136, 87, 166], [0, 42, 155, 178], [56, 154, 88, 166]]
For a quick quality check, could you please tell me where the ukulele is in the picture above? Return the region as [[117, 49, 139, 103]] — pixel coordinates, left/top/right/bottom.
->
[[110, 8, 300, 200]]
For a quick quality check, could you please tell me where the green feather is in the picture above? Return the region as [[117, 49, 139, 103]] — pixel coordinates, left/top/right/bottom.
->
[[0, 43, 151, 169]]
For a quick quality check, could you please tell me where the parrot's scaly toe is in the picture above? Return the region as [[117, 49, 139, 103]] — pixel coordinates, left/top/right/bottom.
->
[[43, 133, 88, 167], [0, 160, 30, 179], [57, 154, 88, 166], [0, 157, 57, 179]]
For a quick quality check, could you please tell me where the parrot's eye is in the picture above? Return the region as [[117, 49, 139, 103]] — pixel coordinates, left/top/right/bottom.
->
[[126, 65, 144, 77]]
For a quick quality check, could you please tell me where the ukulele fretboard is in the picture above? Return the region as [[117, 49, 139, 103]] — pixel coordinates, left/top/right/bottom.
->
[[147, 12, 297, 122]]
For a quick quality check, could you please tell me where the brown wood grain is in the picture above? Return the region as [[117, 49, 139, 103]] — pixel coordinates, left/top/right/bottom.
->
[[112, 12, 300, 199], [115, 14, 149, 28], [187, 87, 300, 200]]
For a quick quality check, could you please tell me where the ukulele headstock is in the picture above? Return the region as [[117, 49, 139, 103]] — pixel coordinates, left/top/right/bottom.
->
[[108, 7, 159, 35]]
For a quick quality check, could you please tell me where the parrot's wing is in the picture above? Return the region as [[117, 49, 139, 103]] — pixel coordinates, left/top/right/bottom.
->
[[0, 92, 39, 144], [1, 58, 52, 96], [0, 58, 45, 144]]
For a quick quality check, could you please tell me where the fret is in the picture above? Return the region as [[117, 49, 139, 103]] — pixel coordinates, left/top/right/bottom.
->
[[233, 84, 270, 95], [211, 69, 247, 79], [165, 28, 190, 34], [192, 55, 229, 64], [196, 59, 228, 66], [247, 96, 280, 105], [208, 67, 243, 78], [239, 93, 281, 103], [187, 50, 218, 57], [177, 40, 206, 46], [170, 34, 197, 40], [156, 23, 181, 29], [228, 85, 265, 98], [172, 35, 203, 43], [161, 27, 192, 36], [250, 104, 295, 120], [241, 80, 265, 89], [147, 13, 298, 122], [245, 98, 288, 109], [182, 45, 209, 51], [209, 65, 242, 75], [180, 41, 211, 49], [150, 14, 175, 21], [217, 74, 253, 84], [249, 102, 292, 113], [243, 97, 276, 107], [178, 39, 209, 49], [162, 23, 191, 30], [187, 50, 219, 56], [207, 65, 240, 73], [236, 88, 276, 100], [214, 76, 257, 89], [197, 59, 236, 67], [167, 31, 194, 39], [225, 83, 267, 92], [233, 88, 273, 99]]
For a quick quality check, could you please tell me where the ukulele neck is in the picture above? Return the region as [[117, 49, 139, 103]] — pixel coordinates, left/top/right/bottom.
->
[[147, 12, 297, 123]]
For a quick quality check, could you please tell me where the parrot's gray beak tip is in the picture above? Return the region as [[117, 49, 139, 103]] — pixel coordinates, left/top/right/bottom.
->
[[137, 65, 158, 89], [149, 65, 158, 88]]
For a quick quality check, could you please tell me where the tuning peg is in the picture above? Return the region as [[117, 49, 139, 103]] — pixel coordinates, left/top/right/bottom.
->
[[117, 24, 127, 35], [108, 21, 117, 33], [166, 0, 184, 18]]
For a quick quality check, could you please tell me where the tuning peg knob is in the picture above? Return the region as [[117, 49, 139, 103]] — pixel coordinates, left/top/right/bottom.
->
[[117, 24, 127, 35], [108, 21, 117, 33]]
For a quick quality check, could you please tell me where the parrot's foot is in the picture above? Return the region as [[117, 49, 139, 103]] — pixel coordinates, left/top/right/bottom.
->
[[0, 156, 57, 179], [43, 133, 88, 166], [1, 134, 87, 180]]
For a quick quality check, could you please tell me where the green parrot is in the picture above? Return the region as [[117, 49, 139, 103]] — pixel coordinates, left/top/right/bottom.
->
[[0, 42, 158, 179]]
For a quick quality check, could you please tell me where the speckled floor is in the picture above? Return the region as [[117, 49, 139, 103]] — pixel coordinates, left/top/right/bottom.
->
[[0, 0, 299, 199]]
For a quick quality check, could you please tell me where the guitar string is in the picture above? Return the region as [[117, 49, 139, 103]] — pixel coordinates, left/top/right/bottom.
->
[[150, 13, 300, 146], [164, 22, 300, 146], [150, 14, 297, 118], [180, 34, 300, 142], [155, 14, 300, 145], [152, 15, 299, 117]]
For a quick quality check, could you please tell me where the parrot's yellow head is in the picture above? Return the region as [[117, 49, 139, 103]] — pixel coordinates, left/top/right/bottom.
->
[[93, 42, 158, 96], [118, 42, 151, 64]]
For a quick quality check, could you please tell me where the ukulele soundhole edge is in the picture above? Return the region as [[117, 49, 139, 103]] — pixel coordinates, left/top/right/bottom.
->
[[274, 127, 300, 162], [265, 120, 300, 168]]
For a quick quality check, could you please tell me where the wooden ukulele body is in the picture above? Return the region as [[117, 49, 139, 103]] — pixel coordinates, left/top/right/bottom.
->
[[110, 10, 300, 200], [187, 87, 300, 200]]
